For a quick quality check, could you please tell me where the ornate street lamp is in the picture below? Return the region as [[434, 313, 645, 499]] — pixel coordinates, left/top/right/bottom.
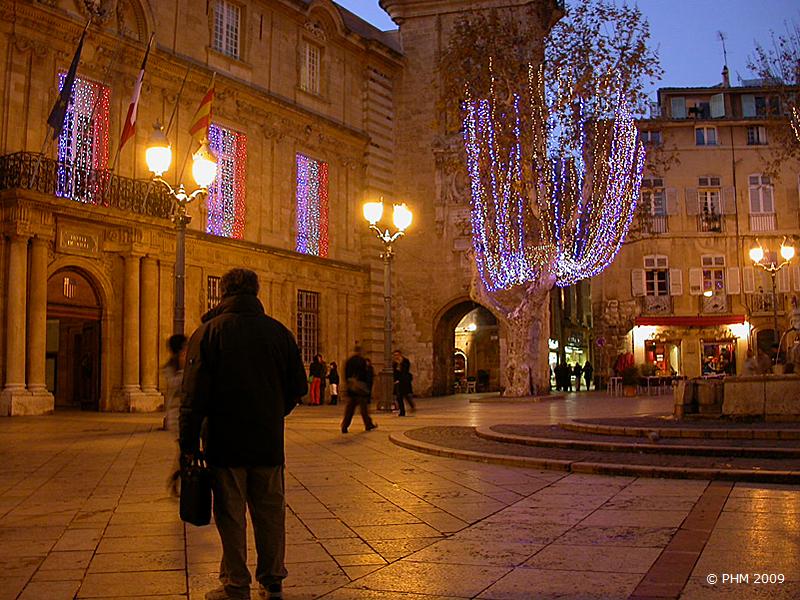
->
[[146, 123, 218, 335], [749, 238, 796, 349], [363, 200, 413, 411]]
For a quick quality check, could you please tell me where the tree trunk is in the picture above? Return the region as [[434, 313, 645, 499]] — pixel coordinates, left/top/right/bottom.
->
[[471, 271, 554, 397]]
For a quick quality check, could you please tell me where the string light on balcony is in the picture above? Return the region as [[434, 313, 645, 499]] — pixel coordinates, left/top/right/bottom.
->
[[207, 124, 246, 239], [295, 154, 329, 258]]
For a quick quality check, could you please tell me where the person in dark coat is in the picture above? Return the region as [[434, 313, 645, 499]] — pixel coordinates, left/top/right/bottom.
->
[[308, 354, 325, 405], [393, 350, 415, 416], [573, 363, 583, 391], [341, 346, 377, 433], [327, 362, 340, 405], [583, 360, 594, 391], [180, 268, 308, 600]]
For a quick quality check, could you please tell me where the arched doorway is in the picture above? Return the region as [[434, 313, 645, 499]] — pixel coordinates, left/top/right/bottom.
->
[[432, 300, 499, 395], [46, 269, 102, 410]]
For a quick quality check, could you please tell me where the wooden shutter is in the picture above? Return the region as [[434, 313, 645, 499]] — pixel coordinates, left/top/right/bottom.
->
[[777, 267, 791, 293], [631, 269, 646, 297], [722, 187, 736, 214], [741, 94, 756, 117], [689, 268, 703, 295], [726, 267, 741, 295], [669, 268, 683, 296], [685, 188, 699, 215], [710, 93, 725, 118], [792, 265, 800, 292], [671, 96, 686, 119], [742, 266, 756, 294], [665, 188, 679, 215]]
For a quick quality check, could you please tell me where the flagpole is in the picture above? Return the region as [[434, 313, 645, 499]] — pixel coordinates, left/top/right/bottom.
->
[[179, 71, 215, 183]]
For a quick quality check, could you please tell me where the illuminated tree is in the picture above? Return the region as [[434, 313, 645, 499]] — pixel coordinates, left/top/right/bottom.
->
[[442, 1, 659, 396]]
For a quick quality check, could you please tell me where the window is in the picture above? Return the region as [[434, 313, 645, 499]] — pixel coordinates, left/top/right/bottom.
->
[[748, 175, 774, 213], [695, 126, 717, 146], [213, 0, 240, 59], [207, 124, 247, 239], [644, 255, 669, 296], [641, 130, 662, 145], [747, 125, 767, 145], [295, 154, 329, 257], [698, 176, 721, 214], [207, 276, 221, 311], [300, 41, 321, 95], [742, 94, 781, 118], [641, 178, 666, 215], [296, 290, 319, 365], [670, 96, 686, 119], [701, 255, 726, 296], [56, 74, 110, 204]]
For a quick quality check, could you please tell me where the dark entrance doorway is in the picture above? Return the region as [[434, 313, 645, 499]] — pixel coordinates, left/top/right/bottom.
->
[[46, 269, 102, 410], [433, 300, 499, 395]]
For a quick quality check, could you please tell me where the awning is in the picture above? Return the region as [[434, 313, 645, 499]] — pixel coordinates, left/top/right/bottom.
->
[[634, 315, 746, 327]]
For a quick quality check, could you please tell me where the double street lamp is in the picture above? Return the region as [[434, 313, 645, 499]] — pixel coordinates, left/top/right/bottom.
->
[[363, 200, 413, 411], [749, 238, 796, 347], [146, 124, 218, 335]]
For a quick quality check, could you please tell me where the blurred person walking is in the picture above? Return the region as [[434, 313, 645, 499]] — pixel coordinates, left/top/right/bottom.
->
[[341, 345, 378, 433]]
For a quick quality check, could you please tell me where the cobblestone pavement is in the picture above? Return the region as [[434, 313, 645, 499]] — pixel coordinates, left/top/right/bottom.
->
[[0, 392, 798, 599]]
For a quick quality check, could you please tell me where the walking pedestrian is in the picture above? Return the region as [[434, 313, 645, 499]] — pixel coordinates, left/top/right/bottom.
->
[[180, 268, 308, 600], [573, 362, 583, 392], [309, 354, 325, 405], [163, 334, 187, 496], [341, 345, 378, 433], [393, 350, 415, 416], [328, 362, 340, 405], [583, 360, 594, 391]]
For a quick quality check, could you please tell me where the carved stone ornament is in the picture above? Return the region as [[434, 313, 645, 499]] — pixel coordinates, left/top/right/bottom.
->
[[79, 0, 118, 23], [304, 20, 328, 42], [13, 34, 49, 58]]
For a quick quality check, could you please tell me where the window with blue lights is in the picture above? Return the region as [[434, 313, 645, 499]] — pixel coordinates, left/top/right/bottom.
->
[[295, 154, 329, 257], [207, 123, 247, 239]]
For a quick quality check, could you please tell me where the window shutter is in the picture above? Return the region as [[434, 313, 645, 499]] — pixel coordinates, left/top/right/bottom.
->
[[726, 267, 741, 295], [742, 94, 756, 117], [777, 267, 791, 293], [685, 188, 699, 215], [742, 266, 756, 294], [763, 185, 774, 212], [689, 268, 703, 295], [787, 186, 800, 214], [671, 96, 686, 119], [631, 269, 646, 297], [665, 188, 679, 215], [792, 265, 800, 292], [721, 187, 736, 214], [710, 93, 725, 118], [669, 268, 683, 296]]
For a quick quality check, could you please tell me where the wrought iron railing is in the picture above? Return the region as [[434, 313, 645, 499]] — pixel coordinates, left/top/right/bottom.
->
[[750, 291, 786, 315], [701, 294, 728, 314], [639, 214, 668, 235], [0, 152, 173, 220], [698, 213, 723, 233], [642, 295, 672, 315]]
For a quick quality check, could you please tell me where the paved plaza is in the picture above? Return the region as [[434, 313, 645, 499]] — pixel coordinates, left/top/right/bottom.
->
[[1, 392, 798, 599]]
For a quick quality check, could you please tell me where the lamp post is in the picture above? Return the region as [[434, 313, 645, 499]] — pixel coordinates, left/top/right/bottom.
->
[[363, 200, 413, 411], [146, 123, 218, 335], [749, 238, 796, 348]]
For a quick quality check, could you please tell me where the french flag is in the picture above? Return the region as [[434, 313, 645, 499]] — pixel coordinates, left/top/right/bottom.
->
[[118, 34, 153, 152]]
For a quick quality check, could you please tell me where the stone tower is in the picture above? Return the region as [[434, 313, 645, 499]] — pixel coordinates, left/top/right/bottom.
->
[[378, 0, 562, 395]]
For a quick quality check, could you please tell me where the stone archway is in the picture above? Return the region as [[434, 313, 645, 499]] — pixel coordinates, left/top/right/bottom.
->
[[46, 268, 103, 410], [432, 298, 499, 396]]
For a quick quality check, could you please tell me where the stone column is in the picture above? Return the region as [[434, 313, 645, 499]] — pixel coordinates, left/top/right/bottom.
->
[[122, 253, 141, 393], [1, 234, 31, 415], [139, 256, 158, 393], [26, 236, 54, 410]]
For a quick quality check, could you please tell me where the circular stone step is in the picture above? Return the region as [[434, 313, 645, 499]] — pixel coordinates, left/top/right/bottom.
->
[[561, 419, 800, 440]]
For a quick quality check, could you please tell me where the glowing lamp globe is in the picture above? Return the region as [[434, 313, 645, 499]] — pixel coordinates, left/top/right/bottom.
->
[[780, 244, 795, 261], [145, 124, 172, 177], [749, 246, 764, 264], [393, 203, 413, 231], [363, 201, 383, 225], [192, 140, 218, 189]]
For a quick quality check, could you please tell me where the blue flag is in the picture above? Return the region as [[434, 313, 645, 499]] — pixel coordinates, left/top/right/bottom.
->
[[47, 23, 89, 140]]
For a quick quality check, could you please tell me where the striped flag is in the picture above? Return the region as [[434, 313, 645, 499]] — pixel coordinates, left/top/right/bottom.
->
[[118, 33, 154, 152], [47, 21, 90, 140], [189, 74, 215, 144]]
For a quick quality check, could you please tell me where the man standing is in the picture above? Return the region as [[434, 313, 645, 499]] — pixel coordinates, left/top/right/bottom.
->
[[392, 350, 415, 416], [180, 268, 308, 600]]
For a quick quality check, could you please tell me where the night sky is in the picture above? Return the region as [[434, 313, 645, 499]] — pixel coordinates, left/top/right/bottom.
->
[[335, 0, 799, 95]]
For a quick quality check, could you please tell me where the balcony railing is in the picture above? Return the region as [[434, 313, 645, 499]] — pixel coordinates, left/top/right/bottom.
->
[[642, 295, 672, 315], [701, 294, 728, 314], [0, 152, 173, 220], [750, 291, 786, 315], [640, 214, 668, 235], [698, 213, 723, 233], [749, 213, 776, 232]]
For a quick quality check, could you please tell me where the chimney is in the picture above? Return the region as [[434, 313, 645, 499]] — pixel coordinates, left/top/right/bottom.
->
[[722, 65, 730, 88]]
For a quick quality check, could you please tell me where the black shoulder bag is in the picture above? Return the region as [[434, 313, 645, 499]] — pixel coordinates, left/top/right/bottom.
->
[[179, 452, 212, 526]]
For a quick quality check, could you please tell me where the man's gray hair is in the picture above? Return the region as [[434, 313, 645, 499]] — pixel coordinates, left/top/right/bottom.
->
[[221, 268, 260, 298]]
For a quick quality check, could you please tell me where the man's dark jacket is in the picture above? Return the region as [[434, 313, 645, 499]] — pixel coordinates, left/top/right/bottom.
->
[[179, 293, 308, 467]]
